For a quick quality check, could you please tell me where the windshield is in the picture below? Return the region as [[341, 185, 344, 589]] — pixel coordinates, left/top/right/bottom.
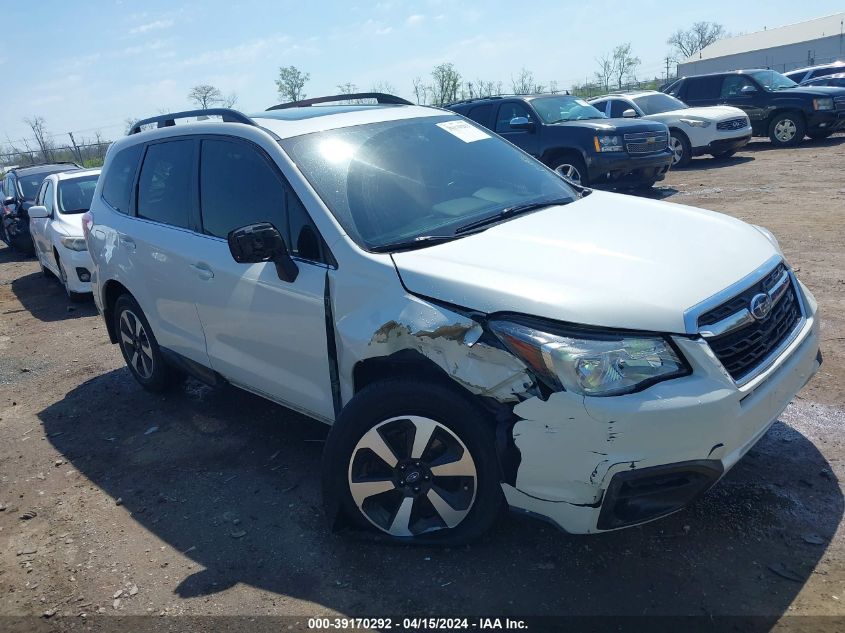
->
[[281, 116, 577, 250], [18, 171, 63, 199], [750, 70, 797, 91], [531, 96, 607, 123], [58, 174, 98, 214], [632, 93, 688, 114]]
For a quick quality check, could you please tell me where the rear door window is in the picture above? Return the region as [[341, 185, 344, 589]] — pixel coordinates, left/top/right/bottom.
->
[[465, 104, 494, 128], [102, 144, 143, 215], [137, 140, 195, 229]]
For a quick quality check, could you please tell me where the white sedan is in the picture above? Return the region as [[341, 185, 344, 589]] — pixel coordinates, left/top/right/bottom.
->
[[590, 91, 752, 167], [28, 168, 100, 301]]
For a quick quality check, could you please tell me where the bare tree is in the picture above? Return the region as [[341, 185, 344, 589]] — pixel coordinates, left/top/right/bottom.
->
[[511, 68, 538, 95], [612, 43, 640, 89], [188, 84, 223, 109], [275, 65, 309, 103], [548, 80, 560, 94], [594, 52, 616, 92], [429, 63, 461, 106], [24, 117, 53, 163], [370, 80, 396, 94], [336, 82, 365, 104], [221, 92, 238, 108], [412, 77, 428, 104], [667, 22, 726, 60]]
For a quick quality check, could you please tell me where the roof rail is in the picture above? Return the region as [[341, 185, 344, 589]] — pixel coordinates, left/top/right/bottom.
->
[[128, 108, 256, 135], [266, 92, 413, 111]]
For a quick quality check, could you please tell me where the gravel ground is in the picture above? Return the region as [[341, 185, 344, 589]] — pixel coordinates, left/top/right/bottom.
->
[[1, 137, 844, 630]]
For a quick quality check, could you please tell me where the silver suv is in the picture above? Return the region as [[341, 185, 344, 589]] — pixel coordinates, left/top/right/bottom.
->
[[84, 96, 821, 543]]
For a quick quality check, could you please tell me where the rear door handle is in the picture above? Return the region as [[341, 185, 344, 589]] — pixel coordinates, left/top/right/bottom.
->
[[191, 262, 214, 280]]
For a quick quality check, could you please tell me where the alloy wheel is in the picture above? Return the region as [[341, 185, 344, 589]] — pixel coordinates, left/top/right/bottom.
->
[[348, 415, 477, 537], [774, 119, 797, 142], [669, 136, 685, 165], [554, 164, 582, 185], [119, 309, 155, 380]]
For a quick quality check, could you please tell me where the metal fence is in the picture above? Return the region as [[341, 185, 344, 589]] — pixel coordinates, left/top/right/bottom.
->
[[1, 139, 112, 170]]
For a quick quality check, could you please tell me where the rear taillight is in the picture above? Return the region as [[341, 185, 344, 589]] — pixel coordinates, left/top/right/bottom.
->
[[81, 211, 94, 240]]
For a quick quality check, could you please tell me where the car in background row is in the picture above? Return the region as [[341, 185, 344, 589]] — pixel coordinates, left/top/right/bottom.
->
[[663, 69, 845, 146], [28, 168, 100, 301], [588, 91, 751, 167], [2, 162, 81, 253], [801, 73, 845, 89], [785, 61, 845, 84], [447, 94, 673, 189]]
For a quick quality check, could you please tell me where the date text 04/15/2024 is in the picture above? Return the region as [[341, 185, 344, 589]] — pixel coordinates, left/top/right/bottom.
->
[[307, 617, 528, 630]]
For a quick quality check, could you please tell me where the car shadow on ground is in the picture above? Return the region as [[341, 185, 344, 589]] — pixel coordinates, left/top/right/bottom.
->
[[39, 369, 843, 618], [9, 271, 96, 322], [743, 135, 845, 153], [0, 241, 36, 264]]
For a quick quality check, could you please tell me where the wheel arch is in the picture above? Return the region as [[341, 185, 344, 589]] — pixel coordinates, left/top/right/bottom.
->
[[766, 107, 806, 128], [102, 279, 133, 344], [542, 146, 588, 168]]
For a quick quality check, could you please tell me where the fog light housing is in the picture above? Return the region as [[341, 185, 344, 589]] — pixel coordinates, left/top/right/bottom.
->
[[76, 268, 91, 282]]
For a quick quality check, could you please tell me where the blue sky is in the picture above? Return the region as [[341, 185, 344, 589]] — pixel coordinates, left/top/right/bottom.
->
[[2, 0, 843, 145]]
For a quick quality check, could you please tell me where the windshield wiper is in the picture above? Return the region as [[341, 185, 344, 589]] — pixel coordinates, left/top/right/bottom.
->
[[454, 198, 574, 234], [369, 234, 463, 253]]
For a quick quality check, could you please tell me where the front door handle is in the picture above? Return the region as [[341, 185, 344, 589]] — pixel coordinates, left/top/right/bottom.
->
[[191, 262, 214, 280]]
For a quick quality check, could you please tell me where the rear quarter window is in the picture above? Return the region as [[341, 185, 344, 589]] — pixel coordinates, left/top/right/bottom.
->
[[102, 144, 143, 214]]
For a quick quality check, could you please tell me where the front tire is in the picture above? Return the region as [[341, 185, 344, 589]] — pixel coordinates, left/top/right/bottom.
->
[[768, 112, 805, 147], [551, 155, 589, 187], [113, 294, 183, 391], [56, 255, 86, 302], [323, 378, 503, 545], [669, 131, 692, 167]]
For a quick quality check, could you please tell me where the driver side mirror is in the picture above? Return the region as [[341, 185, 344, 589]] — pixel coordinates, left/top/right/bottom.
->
[[3, 196, 15, 206], [740, 85, 757, 94], [509, 116, 534, 131], [227, 222, 299, 283], [622, 108, 638, 118], [27, 205, 49, 219]]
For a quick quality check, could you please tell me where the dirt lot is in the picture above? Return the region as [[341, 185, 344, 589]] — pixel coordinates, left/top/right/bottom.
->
[[1, 137, 844, 630]]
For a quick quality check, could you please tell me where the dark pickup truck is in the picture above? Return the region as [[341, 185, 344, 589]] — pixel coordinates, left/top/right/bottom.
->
[[663, 69, 845, 146], [447, 94, 673, 189]]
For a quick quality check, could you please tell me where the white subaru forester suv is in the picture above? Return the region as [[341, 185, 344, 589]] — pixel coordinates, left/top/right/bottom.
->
[[84, 95, 821, 544]]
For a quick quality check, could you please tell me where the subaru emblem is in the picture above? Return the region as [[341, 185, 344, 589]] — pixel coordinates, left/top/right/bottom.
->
[[749, 293, 773, 321]]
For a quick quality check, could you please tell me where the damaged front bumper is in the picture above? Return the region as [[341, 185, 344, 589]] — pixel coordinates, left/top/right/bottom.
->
[[502, 300, 821, 534]]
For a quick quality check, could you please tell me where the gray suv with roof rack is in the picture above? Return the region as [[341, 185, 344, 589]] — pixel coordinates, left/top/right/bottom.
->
[[84, 94, 820, 543]]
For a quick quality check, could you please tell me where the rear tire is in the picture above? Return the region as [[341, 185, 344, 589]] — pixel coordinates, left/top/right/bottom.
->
[[768, 112, 805, 147], [323, 378, 503, 545], [669, 131, 692, 167], [551, 155, 589, 187], [113, 294, 184, 392]]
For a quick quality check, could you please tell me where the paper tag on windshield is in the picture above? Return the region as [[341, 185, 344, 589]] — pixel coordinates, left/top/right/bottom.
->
[[436, 120, 490, 143]]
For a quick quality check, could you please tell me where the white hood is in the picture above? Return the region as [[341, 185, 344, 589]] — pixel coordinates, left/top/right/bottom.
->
[[647, 105, 747, 122], [53, 213, 84, 237], [391, 191, 778, 334]]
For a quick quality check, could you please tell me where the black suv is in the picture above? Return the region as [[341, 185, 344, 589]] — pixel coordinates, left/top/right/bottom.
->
[[447, 94, 673, 189], [663, 69, 845, 146], [1, 162, 80, 253]]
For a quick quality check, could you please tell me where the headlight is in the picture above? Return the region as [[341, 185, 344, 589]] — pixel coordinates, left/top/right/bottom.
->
[[593, 135, 624, 152], [60, 236, 88, 251], [813, 98, 834, 111], [679, 118, 711, 128], [489, 319, 690, 397]]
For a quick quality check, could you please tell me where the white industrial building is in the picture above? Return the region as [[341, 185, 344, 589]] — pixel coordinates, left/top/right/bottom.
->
[[678, 13, 845, 76]]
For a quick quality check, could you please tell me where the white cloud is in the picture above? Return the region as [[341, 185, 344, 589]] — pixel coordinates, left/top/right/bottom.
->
[[130, 18, 174, 35], [406, 14, 425, 26]]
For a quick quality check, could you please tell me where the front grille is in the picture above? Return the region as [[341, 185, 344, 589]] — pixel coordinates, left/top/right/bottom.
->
[[623, 131, 669, 154], [834, 96, 845, 112], [698, 263, 802, 381], [717, 117, 747, 131]]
